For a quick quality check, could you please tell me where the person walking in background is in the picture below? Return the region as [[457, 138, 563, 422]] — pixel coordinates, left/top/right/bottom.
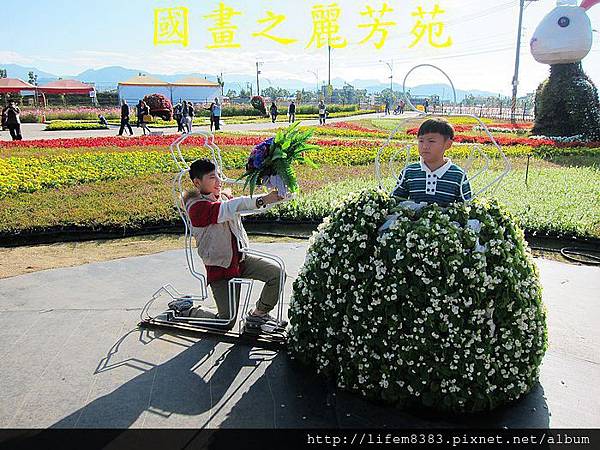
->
[[173, 101, 184, 133], [137, 100, 151, 135], [270, 101, 278, 123], [424, 99, 429, 113], [136, 100, 144, 128], [181, 100, 190, 133], [184, 101, 195, 133], [318, 100, 327, 125], [118, 100, 133, 136], [1, 103, 8, 132], [212, 98, 221, 131], [385, 99, 391, 115], [288, 100, 296, 123], [3, 100, 22, 141], [206, 101, 216, 132]]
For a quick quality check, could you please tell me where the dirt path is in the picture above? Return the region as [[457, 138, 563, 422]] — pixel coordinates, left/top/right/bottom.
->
[[0, 234, 306, 279]]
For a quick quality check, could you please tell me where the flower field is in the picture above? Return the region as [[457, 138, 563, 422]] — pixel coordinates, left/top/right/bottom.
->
[[20, 107, 122, 123], [1, 118, 599, 242]]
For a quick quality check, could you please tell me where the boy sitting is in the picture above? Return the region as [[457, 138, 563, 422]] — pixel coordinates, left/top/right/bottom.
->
[[392, 118, 472, 205], [170, 158, 287, 330]]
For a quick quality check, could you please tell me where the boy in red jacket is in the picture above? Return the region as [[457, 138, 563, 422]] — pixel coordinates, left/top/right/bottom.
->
[[171, 159, 287, 331]]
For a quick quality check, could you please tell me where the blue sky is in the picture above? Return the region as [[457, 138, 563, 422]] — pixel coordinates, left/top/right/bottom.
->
[[1, 0, 599, 95]]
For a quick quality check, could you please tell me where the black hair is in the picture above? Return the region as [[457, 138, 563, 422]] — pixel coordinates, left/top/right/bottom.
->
[[189, 159, 216, 181], [417, 118, 454, 140]]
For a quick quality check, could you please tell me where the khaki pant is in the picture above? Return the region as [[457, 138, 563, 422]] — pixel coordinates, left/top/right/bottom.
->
[[189, 255, 285, 326]]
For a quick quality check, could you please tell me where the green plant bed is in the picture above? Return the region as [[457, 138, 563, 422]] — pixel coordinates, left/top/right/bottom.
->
[[45, 121, 109, 131], [288, 189, 548, 413]]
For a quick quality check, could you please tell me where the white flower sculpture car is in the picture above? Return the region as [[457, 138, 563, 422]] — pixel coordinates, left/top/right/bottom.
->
[[288, 189, 548, 413]]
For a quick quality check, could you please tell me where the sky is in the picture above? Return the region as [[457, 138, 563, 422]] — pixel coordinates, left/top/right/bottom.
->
[[1, 0, 599, 95]]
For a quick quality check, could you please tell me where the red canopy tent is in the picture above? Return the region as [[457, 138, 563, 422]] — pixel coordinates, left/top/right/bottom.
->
[[37, 79, 95, 95], [0, 78, 37, 94]]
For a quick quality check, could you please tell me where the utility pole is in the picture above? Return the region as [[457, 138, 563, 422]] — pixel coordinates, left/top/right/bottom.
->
[[511, 0, 538, 122], [328, 45, 331, 88], [256, 62, 263, 97]]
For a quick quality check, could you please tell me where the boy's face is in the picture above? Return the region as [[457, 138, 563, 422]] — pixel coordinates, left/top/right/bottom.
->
[[417, 132, 452, 165], [193, 170, 221, 196]]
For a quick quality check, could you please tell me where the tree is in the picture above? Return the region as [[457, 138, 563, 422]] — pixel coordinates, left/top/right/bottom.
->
[[297, 89, 315, 103], [262, 86, 291, 100], [28, 71, 38, 86], [216, 75, 225, 95], [226, 89, 238, 98], [379, 88, 396, 105], [0, 69, 7, 79]]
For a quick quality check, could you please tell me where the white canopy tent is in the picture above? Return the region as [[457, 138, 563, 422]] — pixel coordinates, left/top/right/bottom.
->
[[118, 75, 221, 105]]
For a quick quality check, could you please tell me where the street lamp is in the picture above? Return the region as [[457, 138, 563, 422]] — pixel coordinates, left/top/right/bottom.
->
[[307, 70, 319, 94], [379, 59, 393, 93], [256, 61, 263, 96]]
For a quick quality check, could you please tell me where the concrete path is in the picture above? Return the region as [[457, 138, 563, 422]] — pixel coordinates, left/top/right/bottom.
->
[[0, 242, 598, 428], [0, 112, 418, 142]]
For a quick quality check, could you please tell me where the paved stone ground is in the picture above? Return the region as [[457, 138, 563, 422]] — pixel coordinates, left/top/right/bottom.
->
[[0, 112, 413, 142], [0, 242, 598, 429]]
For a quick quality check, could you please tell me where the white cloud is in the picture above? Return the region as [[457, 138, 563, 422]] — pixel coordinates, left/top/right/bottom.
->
[[0, 51, 34, 65]]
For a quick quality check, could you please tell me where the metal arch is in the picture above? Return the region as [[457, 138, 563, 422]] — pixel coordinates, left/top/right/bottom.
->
[[402, 64, 458, 113], [375, 63, 511, 199]]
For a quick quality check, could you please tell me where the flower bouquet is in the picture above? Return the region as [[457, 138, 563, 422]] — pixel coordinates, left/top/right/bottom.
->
[[238, 122, 318, 197]]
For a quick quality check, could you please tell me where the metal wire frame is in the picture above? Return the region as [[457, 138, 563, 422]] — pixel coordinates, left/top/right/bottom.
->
[[375, 64, 511, 200], [143, 131, 287, 333]]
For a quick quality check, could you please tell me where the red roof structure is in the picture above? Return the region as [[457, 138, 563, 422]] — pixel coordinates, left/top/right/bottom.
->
[[0, 78, 37, 93], [37, 79, 95, 95]]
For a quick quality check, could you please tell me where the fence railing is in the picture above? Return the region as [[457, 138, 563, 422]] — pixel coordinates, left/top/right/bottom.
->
[[430, 105, 534, 122]]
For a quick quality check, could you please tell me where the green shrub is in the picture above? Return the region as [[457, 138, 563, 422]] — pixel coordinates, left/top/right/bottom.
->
[[533, 63, 600, 140], [296, 104, 358, 115]]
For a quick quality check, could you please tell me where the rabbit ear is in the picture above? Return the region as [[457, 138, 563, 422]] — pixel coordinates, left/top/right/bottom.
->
[[580, 0, 600, 10]]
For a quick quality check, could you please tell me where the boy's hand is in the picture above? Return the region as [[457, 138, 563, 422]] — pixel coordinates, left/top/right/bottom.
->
[[222, 188, 233, 199], [263, 190, 285, 205]]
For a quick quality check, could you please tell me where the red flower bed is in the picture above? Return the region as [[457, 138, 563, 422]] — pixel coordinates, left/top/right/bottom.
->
[[0, 134, 380, 150], [0, 135, 266, 149], [452, 135, 555, 147], [486, 122, 533, 130], [325, 122, 383, 133], [407, 125, 472, 135], [404, 127, 598, 148]]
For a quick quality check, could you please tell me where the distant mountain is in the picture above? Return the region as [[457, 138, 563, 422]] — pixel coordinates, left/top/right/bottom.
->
[[1, 63, 505, 99], [2, 63, 58, 84]]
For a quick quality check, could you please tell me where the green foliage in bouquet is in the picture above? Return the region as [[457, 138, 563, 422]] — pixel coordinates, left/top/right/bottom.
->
[[238, 122, 319, 196], [289, 189, 548, 413]]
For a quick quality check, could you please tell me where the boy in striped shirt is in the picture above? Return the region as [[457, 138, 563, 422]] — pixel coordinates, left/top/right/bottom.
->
[[392, 118, 472, 205]]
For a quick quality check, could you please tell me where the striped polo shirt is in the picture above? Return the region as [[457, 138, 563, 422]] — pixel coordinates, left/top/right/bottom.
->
[[392, 158, 472, 205]]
